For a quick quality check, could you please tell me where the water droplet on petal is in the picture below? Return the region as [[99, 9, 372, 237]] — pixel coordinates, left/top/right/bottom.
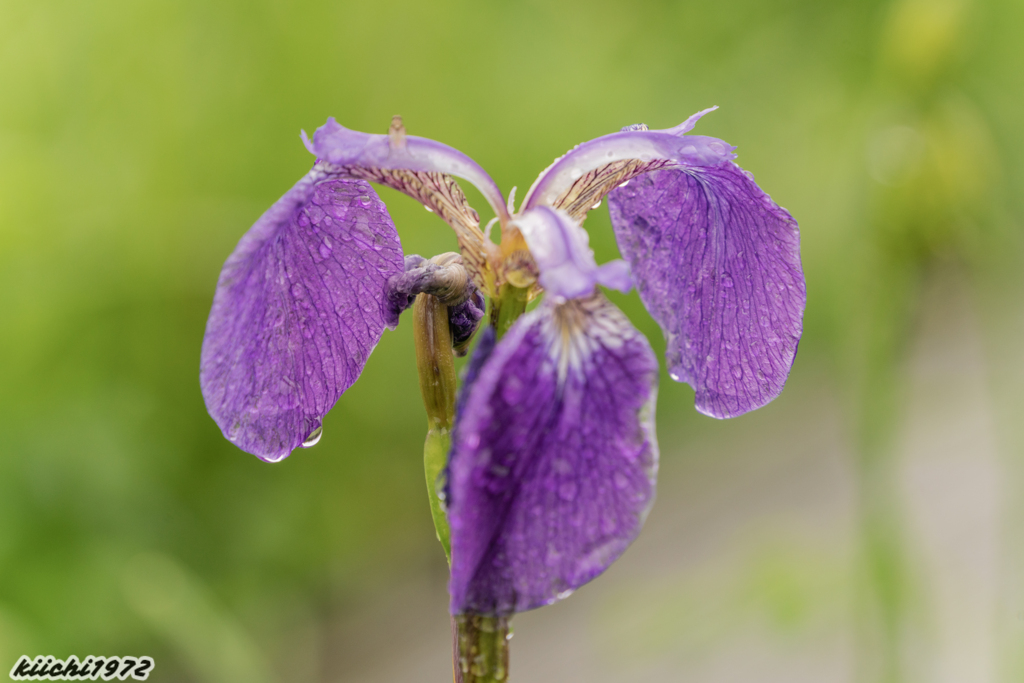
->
[[557, 589, 575, 600], [358, 195, 371, 207], [618, 180, 630, 188], [731, 365, 743, 379], [424, 204, 433, 213], [591, 200, 601, 210], [318, 236, 333, 258], [302, 425, 323, 448]]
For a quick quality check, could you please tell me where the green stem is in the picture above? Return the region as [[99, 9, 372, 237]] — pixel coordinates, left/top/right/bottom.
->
[[490, 284, 530, 340], [417, 288, 521, 682], [413, 293, 455, 561], [453, 615, 511, 683]]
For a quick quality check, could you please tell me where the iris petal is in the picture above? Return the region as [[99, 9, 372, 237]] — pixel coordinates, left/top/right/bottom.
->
[[304, 118, 504, 288], [305, 118, 508, 223], [608, 163, 805, 418], [521, 110, 735, 222], [515, 206, 631, 299], [448, 293, 659, 615], [200, 168, 404, 461]]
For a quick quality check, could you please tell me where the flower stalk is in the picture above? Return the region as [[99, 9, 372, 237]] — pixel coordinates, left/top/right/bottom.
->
[[452, 614, 511, 683], [416, 290, 514, 682]]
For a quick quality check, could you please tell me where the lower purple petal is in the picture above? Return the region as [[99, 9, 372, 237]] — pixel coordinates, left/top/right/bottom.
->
[[448, 294, 659, 615], [608, 163, 805, 418], [200, 169, 404, 461]]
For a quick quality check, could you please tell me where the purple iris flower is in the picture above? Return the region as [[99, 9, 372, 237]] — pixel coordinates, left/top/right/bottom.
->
[[200, 110, 805, 617]]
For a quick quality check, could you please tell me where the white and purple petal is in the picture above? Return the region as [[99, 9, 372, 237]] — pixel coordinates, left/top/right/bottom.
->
[[514, 206, 631, 299], [521, 109, 735, 218], [304, 117, 509, 224], [607, 163, 805, 418], [200, 167, 404, 462], [447, 294, 659, 615], [304, 118, 502, 290]]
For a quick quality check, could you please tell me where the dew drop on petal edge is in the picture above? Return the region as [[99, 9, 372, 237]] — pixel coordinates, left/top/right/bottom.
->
[[301, 425, 323, 448]]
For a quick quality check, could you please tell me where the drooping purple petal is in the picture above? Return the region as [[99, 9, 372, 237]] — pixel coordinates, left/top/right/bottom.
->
[[441, 324, 498, 513], [200, 167, 404, 462], [521, 110, 735, 219], [515, 206, 631, 299], [450, 325, 497, 454], [448, 294, 659, 615], [607, 163, 805, 419], [303, 118, 501, 291], [304, 117, 509, 224]]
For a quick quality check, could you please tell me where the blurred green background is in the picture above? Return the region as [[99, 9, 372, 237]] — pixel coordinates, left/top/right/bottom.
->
[[2, 0, 1022, 681]]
